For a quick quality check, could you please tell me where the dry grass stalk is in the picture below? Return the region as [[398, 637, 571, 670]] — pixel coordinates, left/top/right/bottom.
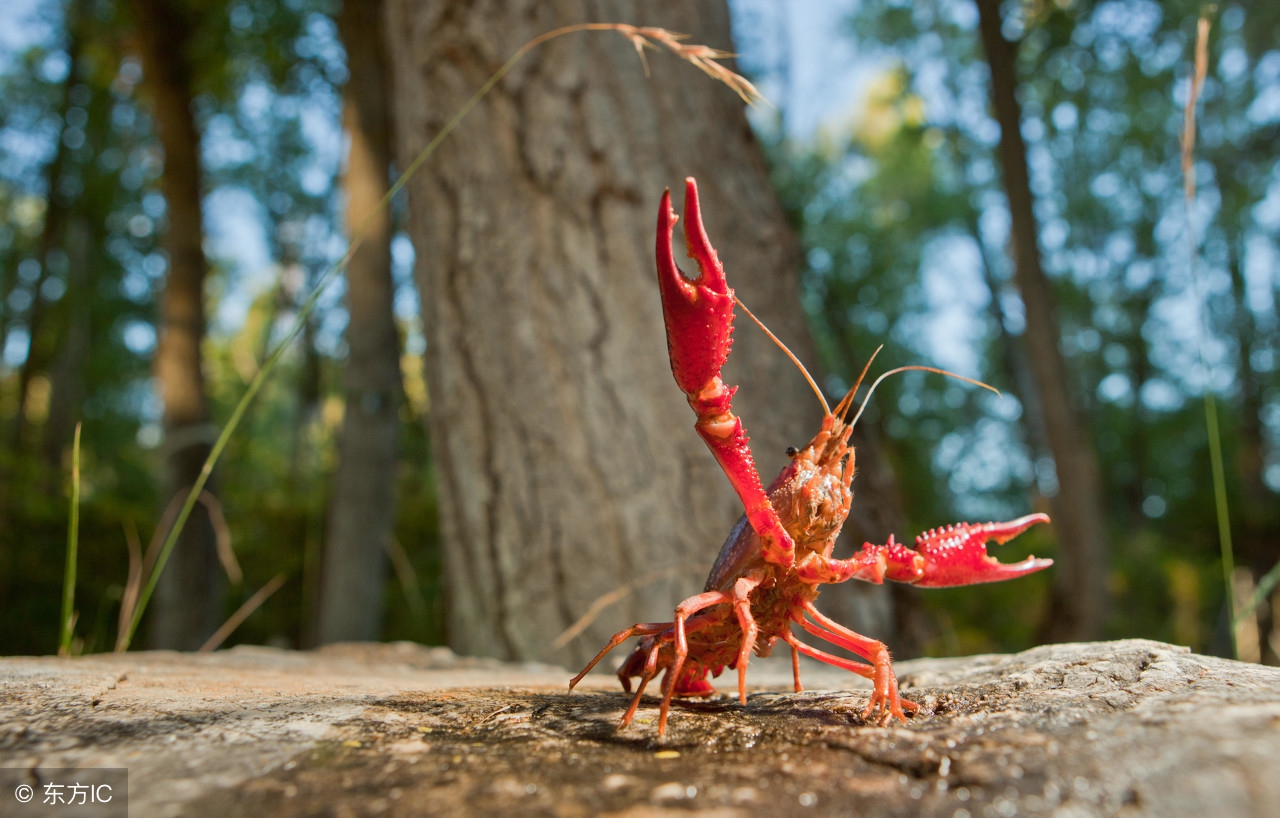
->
[[198, 573, 288, 653], [114, 489, 240, 651], [613, 25, 764, 105], [1180, 15, 1211, 201], [516, 23, 765, 107], [552, 562, 708, 651], [201, 490, 240, 585], [114, 520, 144, 652], [385, 536, 428, 622]]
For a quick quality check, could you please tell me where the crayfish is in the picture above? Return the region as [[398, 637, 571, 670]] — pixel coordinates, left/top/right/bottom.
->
[[570, 178, 1051, 736]]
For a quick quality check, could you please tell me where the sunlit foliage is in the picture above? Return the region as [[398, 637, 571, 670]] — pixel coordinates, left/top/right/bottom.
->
[[0, 0, 439, 654]]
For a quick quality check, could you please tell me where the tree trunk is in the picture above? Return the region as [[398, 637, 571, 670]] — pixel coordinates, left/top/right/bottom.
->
[[975, 0, 1109, 641], [7, 0, 83, 457], [132, 0, 223, 650], [314, 0, 402, 644], [38, 215, 94, 477], [384, 0, 897, 665]]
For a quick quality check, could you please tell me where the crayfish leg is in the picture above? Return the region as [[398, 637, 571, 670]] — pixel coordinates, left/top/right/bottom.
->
[[794, 603, 918, 725], [800, 602, 884, 665], [783, 630, 917, 724], [781, 629, 874, 681], [731, 574, 764, 704], [790, 643, 803, 693], [657, 590, 731, 736], [569, 622, 670, 691], [620, 639, 663, 729]]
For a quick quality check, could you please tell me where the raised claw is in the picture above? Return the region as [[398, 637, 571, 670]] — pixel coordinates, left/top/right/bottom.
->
[[656, 178, 735, 397], [654, 178, 796, 570], [877, 513, 1052, 588]]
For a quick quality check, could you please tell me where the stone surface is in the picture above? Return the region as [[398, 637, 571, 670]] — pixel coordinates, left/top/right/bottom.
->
[[2, 639, 1278, 817]]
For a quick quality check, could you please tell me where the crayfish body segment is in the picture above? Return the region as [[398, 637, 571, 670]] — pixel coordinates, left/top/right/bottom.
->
[[568, 178, 1052, 736]]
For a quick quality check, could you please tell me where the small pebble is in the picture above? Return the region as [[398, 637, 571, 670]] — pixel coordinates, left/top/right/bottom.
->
[[650, 781, 690, 802]]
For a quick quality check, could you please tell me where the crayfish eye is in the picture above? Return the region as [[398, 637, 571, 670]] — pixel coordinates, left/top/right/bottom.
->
[[785, 446, 799, 458]]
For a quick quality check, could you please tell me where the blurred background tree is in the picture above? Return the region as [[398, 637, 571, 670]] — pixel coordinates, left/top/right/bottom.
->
[[1, 0, 439, 655], [313, 0, 402, 646], [1, 0, 1276, 666]]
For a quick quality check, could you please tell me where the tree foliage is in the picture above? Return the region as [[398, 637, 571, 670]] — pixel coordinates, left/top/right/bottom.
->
[[0, 0, 439, 655], [755, 0, 1279, 658]]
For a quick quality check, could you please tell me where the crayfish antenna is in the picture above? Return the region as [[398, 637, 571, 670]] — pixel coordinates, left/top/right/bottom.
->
[[848, 366, 1001, 429], [834, 345, 883, 422], [733, 294, 830, 417]]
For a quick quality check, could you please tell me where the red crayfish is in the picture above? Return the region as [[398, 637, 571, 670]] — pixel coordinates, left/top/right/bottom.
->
[[570, 178, 1051, 736]]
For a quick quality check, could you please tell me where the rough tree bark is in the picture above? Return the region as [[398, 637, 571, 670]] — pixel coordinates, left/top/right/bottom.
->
[[975, 0, 1109, 642], [314, 0, 402, 644], [384, 0, 898, 666], [132, 0, 224, 650]]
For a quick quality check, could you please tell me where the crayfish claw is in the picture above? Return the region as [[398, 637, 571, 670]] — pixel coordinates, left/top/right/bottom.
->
[[655, 181, 735, 396], [654, 177, 797, 571], [903, 513, 1053, 589], [679, 177, 728, 292]]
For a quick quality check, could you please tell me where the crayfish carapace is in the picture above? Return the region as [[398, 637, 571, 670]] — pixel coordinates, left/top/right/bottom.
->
[[569, 178, 1051, 736]]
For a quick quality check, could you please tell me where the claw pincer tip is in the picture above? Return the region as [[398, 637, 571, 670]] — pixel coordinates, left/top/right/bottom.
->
[[910, 514, 1053, 588], [655, 179, 735, 396]]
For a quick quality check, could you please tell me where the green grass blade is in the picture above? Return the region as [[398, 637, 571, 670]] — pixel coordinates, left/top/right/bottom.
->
[[1234, 559, 1280, 628], [59, 422, 82, 656], [1203, 392, 1237, 651]]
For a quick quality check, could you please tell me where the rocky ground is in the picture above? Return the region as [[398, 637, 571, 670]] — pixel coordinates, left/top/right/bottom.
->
[[2, 639, 1278, 817]]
